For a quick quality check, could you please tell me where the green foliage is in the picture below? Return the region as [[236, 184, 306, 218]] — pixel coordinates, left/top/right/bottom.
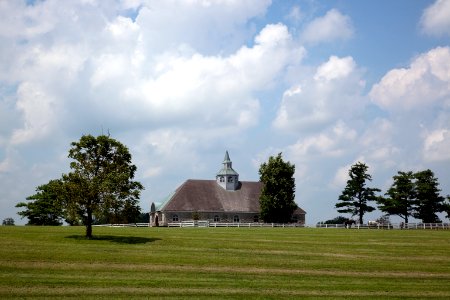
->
[[378, 171, 416, 223], [335, 162, 380, 224], [64, 135, 144, 237], [16, 179, 65, 225], [259, 153, 297, 223], [378, 170, 446, 223], [413, 169, 445, 223], [15, 135, 144, 235], [1, 218, 15, 226], [135, 213, 149, 223], [321, 216, 348, 224]]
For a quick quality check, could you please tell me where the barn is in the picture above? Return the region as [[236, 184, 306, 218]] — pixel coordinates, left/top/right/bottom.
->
[[150, 151, 306, 226]]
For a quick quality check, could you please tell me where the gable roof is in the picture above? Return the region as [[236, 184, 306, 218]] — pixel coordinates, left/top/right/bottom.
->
[[160, 179, 263, 213]]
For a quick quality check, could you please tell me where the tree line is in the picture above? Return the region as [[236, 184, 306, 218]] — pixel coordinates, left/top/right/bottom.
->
[[335, 162, 450, 224]]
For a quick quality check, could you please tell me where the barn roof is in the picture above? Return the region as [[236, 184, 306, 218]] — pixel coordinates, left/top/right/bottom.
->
[[159, 179, 263, 213]]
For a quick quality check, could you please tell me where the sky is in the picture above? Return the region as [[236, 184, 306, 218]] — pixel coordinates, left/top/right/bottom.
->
[[1, 0, 450, 225]]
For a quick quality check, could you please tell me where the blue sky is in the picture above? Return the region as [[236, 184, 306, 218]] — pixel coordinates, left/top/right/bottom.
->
[[1, 0, 450, 225]]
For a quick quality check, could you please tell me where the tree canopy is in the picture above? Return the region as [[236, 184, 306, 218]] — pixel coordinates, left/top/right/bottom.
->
[[16, 179, 65, 226], [378, 171, 416, 223], [259, 153, 297, 223], [16, 135, 143, 237], [335, 162, 380, 224], [413, 169, 445, 223], [377, 170, 447, 223], [2, 218, 15, 226], [64, 135, 144, 237]]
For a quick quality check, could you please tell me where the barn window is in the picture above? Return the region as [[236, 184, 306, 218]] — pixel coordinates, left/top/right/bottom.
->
[[233, 215, 240, 223], [253, 215, 259, 223], [228, 176, 233, 182], [172, 214, 179, 222], [214, 215, 220, 222], [220, 176, 225, 182]]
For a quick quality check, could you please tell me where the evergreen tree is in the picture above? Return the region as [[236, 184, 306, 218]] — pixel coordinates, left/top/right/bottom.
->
[[378, 171, 416, 223], [413, 169, 445, 223], [335, 162, 380, 224], [259, 153, 297, 223]]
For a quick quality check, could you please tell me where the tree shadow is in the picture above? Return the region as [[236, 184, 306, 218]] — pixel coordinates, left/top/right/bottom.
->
[[66, 235, 160, 244]]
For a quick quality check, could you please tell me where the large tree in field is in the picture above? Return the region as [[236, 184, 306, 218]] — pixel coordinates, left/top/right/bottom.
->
[[378, 171, 416, 223], [16, 179, 65, 226], [413, 169, 445, 223], [335, 162, 380, 224], [64, 135, 143, 238], [259, 153, 297, 223]]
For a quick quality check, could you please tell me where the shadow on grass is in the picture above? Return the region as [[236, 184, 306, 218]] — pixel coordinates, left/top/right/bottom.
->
[[66, 235, 161, 244]]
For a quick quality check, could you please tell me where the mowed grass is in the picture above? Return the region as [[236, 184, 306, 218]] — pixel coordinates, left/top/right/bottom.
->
[[1, 226, 449, 299]]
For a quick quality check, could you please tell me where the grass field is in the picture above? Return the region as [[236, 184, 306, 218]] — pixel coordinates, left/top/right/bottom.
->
[[1, 226, 449, 299]]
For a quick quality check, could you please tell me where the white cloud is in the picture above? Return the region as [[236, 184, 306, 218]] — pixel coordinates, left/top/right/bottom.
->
[[301, 9, 354, 44], [330, 163, 352, 189], [420, 0, 450, 36], [274, 55, 365, 132], [287, 120, 357, 160], [135, 0, 271, 54], [423, 129, 450, 161], [286, 5, 303, 23], [314, 56, 356, 81], [11, 82, 58, 145], [370, 46, 450, 111], [121, 23, 301, 128]]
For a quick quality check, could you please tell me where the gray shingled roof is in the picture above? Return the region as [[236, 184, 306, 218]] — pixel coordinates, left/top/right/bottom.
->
[[160, 180, 263, 213]]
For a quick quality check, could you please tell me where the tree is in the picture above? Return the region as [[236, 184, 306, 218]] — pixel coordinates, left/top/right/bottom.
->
[[259, 153, 297, 223], [413, 169, 445, 223], [63, 134, 144, 238], [378, 171, 416, 223], [16, 179, 65, 225], [335, 162, 380, 224], [321, 216, 348, 225], [2, 218, 15, 226]]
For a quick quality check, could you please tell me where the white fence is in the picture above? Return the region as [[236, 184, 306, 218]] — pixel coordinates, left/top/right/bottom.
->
[[93, 223, 150, 227], [167, 221, 305, 228], [93, 222, 449, 229], [315, 223, 450, 229]]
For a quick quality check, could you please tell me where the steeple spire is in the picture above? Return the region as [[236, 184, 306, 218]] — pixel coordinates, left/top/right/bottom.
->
[[216, 150, 239, 190]]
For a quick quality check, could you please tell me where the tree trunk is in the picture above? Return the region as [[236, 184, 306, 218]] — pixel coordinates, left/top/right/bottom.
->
[[86, 208, 93, 239]]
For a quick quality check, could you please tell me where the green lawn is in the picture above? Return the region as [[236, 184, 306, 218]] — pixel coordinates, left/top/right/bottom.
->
[[0, 226, 449, 299]]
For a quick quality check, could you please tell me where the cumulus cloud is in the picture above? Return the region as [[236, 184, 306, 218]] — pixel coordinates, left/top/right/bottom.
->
[[301, 9, 354, 44], [274, 55, 365, 132], [287, 120, 357, 160], [135, 0, 271, 54], [369, 47, 450, 111], [0, 0, 308, 220], [420, 0, 450, 36], [423, 129, 450, 162]]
